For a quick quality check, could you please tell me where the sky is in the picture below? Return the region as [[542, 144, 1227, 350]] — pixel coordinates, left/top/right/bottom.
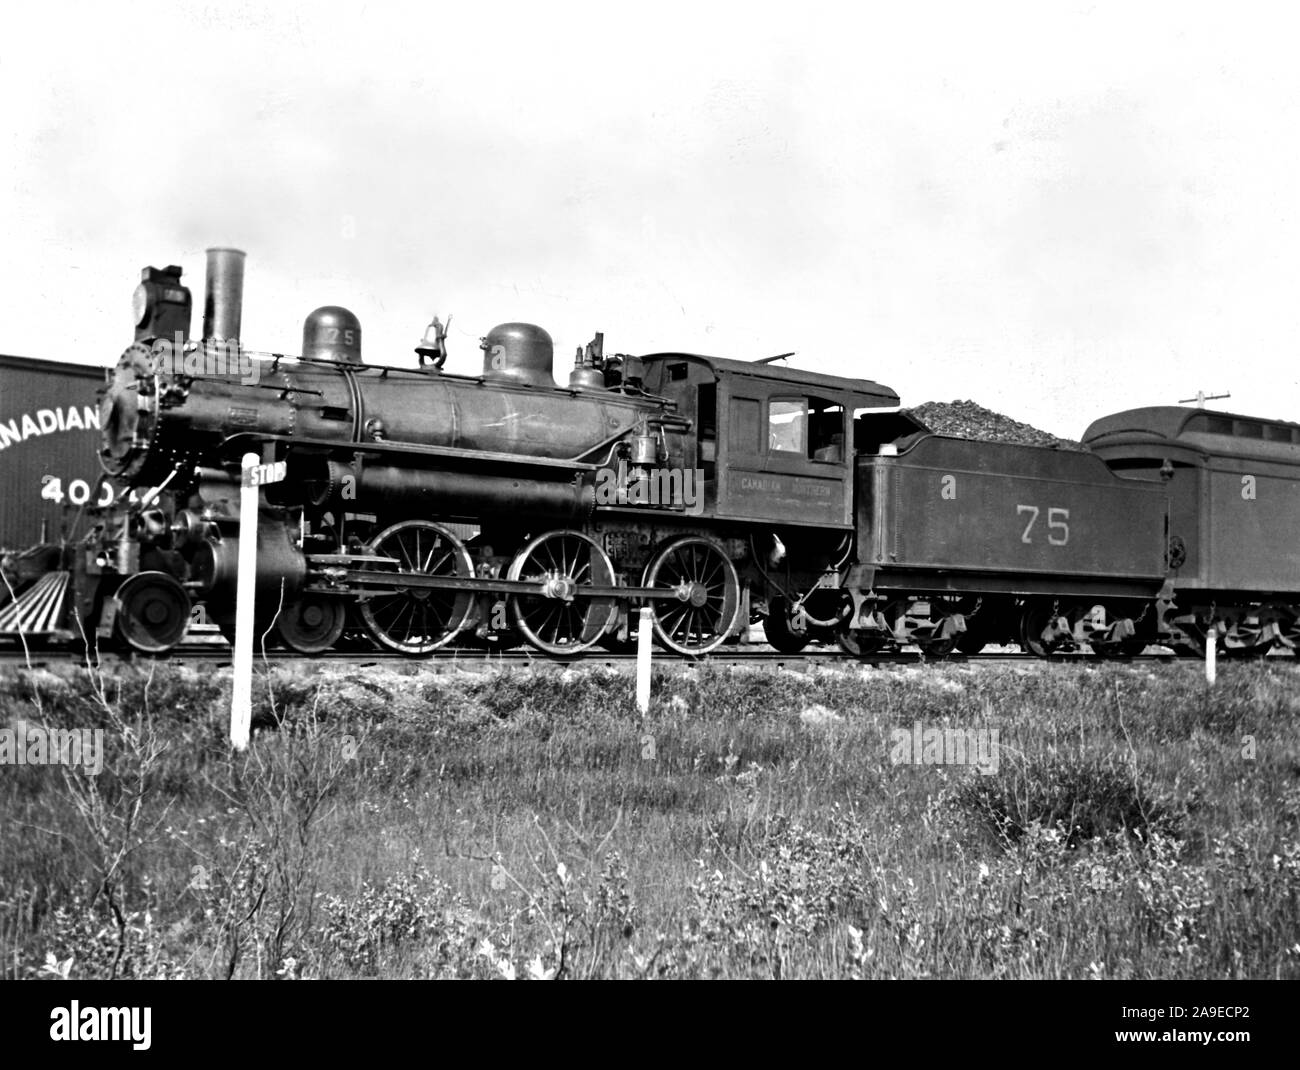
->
[[3, 0, 1299, 438]]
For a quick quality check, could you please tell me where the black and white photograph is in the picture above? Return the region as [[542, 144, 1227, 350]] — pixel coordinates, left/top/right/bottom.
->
[[1, 0, 1296, 1048]]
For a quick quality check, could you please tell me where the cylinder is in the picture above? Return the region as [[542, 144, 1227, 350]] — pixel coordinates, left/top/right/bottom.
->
[[202, 247, 246, 343], [191, 519, 307, 606]]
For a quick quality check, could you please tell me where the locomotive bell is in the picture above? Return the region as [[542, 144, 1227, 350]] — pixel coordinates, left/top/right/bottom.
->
[[568, 365, 605, 391], [568, 332, 606, 391], [480, 323, 556, 389], [302, 306, 363, 363]]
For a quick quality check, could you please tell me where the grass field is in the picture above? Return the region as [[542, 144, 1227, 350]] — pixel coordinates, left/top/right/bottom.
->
[[2, 656, 1298, 979]]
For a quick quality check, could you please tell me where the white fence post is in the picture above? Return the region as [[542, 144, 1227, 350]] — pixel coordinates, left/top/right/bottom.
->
[[1205, 625, 1217, 687], [636, 606, 653, 714], [230, 452, 260, 750]]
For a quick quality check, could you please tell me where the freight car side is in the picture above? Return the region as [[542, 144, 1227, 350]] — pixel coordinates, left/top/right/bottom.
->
[[1085, 406, 1300, 654], [1084, 407, 1300, 594], [0, 355, 112, 551]]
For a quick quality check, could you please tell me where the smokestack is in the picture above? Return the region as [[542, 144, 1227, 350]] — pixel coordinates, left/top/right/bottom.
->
[[202, 247, 246, 343]]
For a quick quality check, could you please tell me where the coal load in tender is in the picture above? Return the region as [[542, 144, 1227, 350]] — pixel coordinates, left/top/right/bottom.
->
[[904, 399, 1083, 450]]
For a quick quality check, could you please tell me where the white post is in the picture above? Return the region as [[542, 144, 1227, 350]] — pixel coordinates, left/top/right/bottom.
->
[[231, 452, 260, 750], [1205, 625, 1217, 686], [635, 607, 653, 714]]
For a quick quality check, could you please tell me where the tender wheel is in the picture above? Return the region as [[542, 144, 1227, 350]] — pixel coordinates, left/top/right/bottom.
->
[[642, 536, 740, 655], [762, 597, 811, 653], [836, 627, 887, 658], [360, 521, 474, 655], [1221, 619, 1275, 659], [917, 635, 957, 658], [955, 599, 1011, 655], [1018, 600, 1067, 658], [1283, 616, 1300, 658], [277, 595, 347, 654], [114, 571, 191, 654], [507, 531, 618, 655]]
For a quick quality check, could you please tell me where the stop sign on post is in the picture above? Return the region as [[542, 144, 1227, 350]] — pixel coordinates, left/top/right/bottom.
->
[[242, 460, 286, 488], [231, 453, 281, 750]]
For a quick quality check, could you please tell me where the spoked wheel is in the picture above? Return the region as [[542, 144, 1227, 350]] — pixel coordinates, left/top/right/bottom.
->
[[1018, 600, 1069, 658], [277, 594, 347, 654], [642, 536, 741, 655], [507, 531, 618, 655], [762, 597, 811, 653], [360, 520, 474, 655], [114, 571, 191, 654]]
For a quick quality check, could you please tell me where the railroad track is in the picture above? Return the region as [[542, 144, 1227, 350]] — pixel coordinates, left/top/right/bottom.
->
[[0, 643, 1225, 673]]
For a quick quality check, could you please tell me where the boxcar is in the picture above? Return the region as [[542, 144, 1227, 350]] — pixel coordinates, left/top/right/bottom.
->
[[0, 354, 111, 551]]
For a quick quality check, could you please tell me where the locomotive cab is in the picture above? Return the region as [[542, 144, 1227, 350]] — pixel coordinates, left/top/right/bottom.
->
[[641, 353, 898, 530]]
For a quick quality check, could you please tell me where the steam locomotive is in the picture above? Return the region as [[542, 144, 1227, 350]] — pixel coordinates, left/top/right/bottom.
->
[[4, 247, 1300, 660]]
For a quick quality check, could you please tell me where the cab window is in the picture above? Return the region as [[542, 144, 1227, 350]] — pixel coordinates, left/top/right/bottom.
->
[[768, 396, 844, 462], [808, 399, 846, 461], [768, 398, 806, 454]]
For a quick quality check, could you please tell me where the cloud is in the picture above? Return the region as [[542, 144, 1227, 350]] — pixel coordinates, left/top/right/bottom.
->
[[4, 2, 1300, 434]]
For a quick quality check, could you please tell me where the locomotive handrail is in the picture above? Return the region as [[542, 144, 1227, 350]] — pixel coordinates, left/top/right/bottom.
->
[[166, 372, 328, 397]]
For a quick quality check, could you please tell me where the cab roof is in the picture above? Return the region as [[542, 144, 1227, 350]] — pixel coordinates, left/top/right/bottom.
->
[[641, 352, 899, 405]]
